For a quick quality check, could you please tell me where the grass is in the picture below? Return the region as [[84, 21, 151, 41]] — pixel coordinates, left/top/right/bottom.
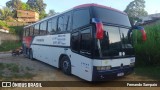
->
[[133, 20, 160, 66], [135, 66, 160, 80], [0, 63, 5, 70], [0, 63, 35, 80], [0, 40, 21, 52], [6, 63, 20, 73]]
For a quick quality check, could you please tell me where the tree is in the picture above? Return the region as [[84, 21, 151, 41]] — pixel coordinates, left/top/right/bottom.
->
[[6, 0, 22, 11], [0, 7, 13, 20], [27, 0, 47, 19], [21, 2, 31, 10], [48, 10, 56, 16], [39, 11, 47, 19], [124, 0, 148, 25]]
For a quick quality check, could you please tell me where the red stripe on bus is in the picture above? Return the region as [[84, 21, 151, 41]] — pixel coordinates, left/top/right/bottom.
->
[[73, 4, 127, 15]]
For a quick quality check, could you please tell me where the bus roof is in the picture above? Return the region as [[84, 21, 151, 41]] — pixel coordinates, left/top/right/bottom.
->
[[73, 4, 127, 15], [24, 3, 127, 28]]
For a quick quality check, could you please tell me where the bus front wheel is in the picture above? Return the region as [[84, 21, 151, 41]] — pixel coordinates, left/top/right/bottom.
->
[[61, 56, 71, 75]]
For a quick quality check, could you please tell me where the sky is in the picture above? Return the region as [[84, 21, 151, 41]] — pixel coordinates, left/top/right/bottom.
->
[[0, 0, 160, 14]]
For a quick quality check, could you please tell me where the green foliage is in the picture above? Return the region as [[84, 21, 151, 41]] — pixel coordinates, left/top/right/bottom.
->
[[21, 2, 31, 10], [6, 0, 22, 11], [133, 21, 160, 66], [135, 66, 160, 80], [0, 63, 35, 79], [0, 63, 5, 70], [27, 0, 46, 13], [27, 0, 47, 19], [5, 16, 15, 22], [9, 27, 16, 34], [0, 40, 21, 52], [39, 11, 47, 19], [0, 20, 8, 28], [0, 7, 13, 20], [124, 0, 148, 25], [6, 63, 19, 73], [9, 26, 23, 39]]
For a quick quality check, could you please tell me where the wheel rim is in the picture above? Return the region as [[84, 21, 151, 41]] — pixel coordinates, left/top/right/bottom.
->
[[63, 60, 69, 71]]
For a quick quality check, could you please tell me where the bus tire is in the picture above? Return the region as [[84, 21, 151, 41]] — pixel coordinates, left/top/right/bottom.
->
[[61, 56, 71, 75], [29, 49, 34, 60]]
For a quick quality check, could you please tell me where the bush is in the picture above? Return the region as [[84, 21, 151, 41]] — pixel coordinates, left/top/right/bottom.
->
[[0, 40, 21, 52], [133, 21, 160, 66], [9, 26, 23, 40], [0, 20, 8, 28]]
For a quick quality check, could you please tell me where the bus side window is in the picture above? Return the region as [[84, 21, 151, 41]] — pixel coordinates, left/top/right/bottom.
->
[[48, 17, 57, 34], [40, 21, 47, 35], [23, 29, 26, 36], [71, 31, 79, 52], [34, 24, 40, 36], [73, 9, 90, 30], [58, 16, 64, 32], [64, 12, 72, 31], [47, 19, 52, 34], [30, 26, 34, 36], [80, 28, 91, 55], [26, 28, 30, 36]]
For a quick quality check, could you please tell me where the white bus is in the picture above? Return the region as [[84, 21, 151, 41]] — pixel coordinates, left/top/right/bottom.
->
[[22, 4, 146, 81]]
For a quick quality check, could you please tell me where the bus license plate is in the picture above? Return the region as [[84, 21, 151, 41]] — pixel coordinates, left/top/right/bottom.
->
[[117, 72, 124, 77]]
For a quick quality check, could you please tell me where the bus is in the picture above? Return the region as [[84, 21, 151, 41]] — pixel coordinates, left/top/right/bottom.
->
[[23, 4, 146, 81]]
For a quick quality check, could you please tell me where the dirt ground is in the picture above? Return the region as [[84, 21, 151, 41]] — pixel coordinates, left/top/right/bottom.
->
[[0, 52, 159, 90]]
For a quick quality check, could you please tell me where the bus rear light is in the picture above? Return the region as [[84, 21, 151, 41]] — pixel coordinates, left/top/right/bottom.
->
[[96, 66, 111, 71], [96, 23, 104, 39]]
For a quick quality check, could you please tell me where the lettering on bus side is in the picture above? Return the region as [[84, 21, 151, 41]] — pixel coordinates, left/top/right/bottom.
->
[[52, 34, 69, 46], [36, 39, 44, 42]]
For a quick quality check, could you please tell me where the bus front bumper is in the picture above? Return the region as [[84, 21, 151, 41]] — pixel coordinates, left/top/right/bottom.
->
[[92, 66, 134, 81]]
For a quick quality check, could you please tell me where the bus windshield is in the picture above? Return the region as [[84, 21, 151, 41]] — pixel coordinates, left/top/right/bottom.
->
[[100, 25, 134, 58], [92, 7, 131, 27]]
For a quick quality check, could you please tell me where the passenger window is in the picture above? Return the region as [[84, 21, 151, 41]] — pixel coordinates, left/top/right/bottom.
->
[[58, 16, 64, 32], [73, 9, 90, 29], [26, 28, 30, 36], [30, 26, 34, 36], [64, 12, 72, 31], [47, 18, 57, 34], [34, 24, 39, 35], [23, 29, 26, 36], [40, 21, 47, 35], [71, 32, 79, 52], [80, 28, 91, 55]]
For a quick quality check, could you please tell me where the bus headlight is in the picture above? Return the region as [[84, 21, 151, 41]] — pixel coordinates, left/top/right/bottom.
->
[[130, 62, 135, 67], [96, 66, 111, 71]]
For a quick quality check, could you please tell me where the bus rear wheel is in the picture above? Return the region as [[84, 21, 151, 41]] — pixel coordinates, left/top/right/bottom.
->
[[61, 56, 71, 75]]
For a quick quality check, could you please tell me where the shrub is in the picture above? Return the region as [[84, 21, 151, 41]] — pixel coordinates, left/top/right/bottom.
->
[[133, 21, 160, 66], [0, 20, 8, 28]]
